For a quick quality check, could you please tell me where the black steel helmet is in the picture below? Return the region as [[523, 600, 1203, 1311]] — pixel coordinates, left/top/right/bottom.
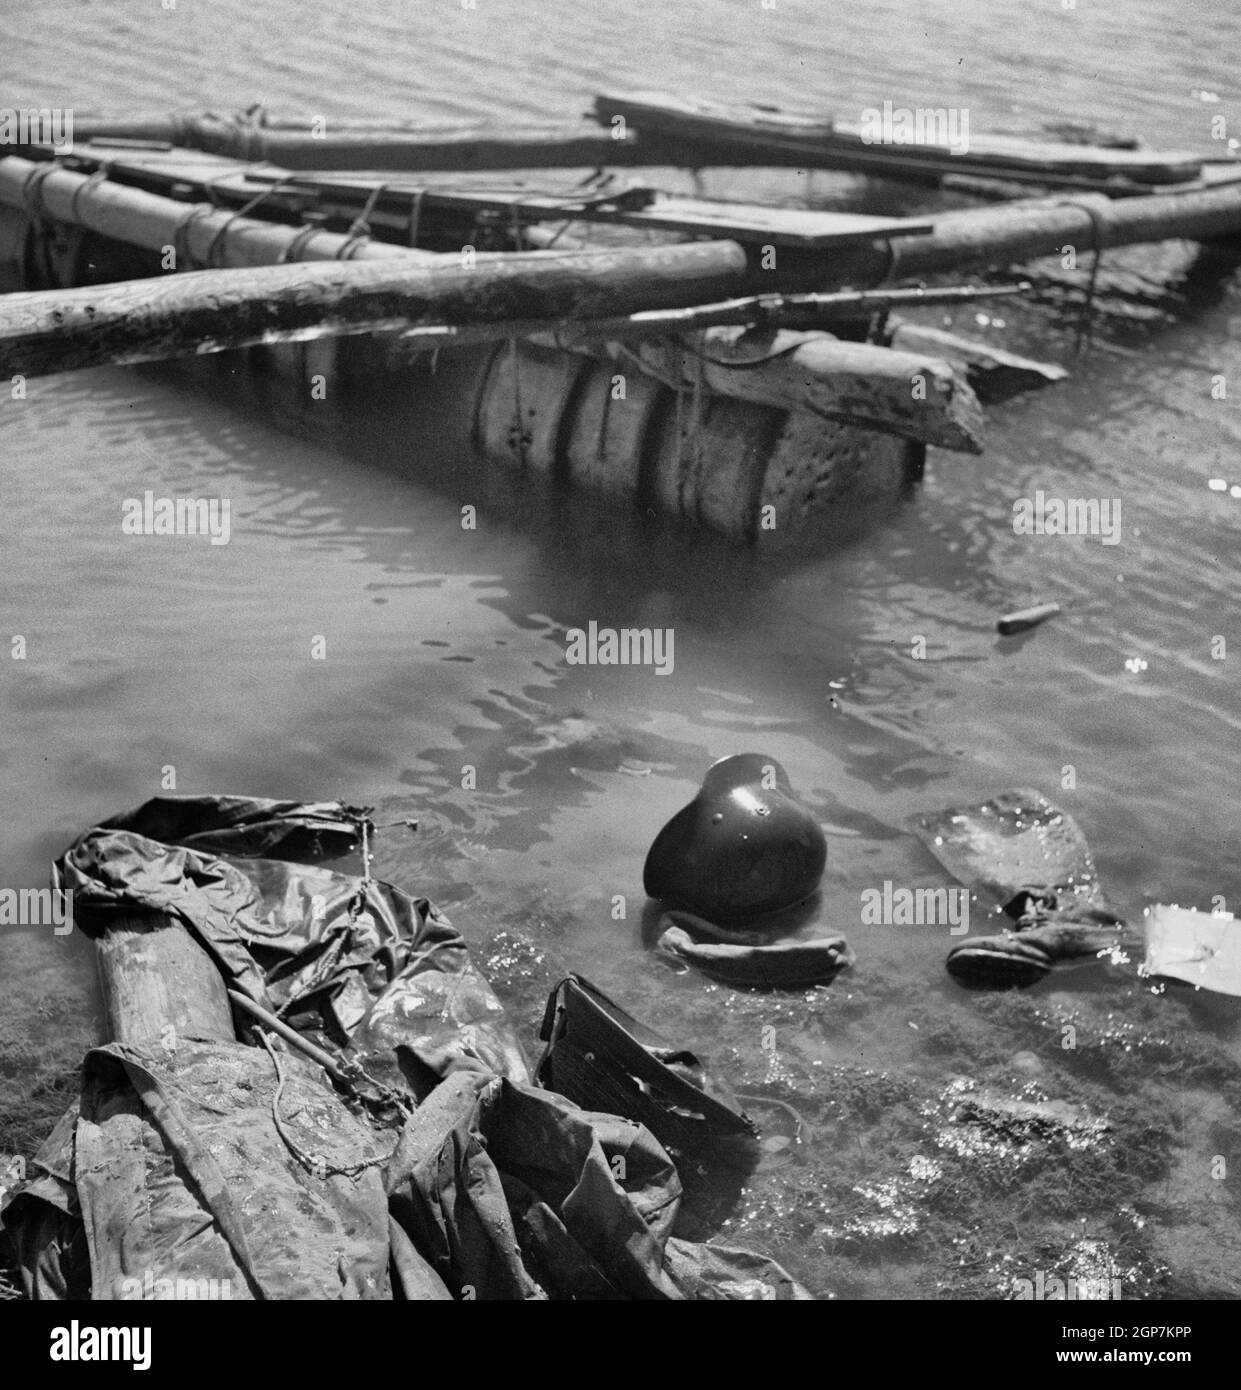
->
[[643, 754, 826, 923]]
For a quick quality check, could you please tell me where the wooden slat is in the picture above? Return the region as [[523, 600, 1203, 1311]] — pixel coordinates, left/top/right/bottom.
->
[[237, 173, 934, 248], [57, 148, 932, 248]]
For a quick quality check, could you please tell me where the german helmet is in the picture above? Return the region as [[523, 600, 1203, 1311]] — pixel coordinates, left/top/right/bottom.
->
[[643, 754, 826, 922]]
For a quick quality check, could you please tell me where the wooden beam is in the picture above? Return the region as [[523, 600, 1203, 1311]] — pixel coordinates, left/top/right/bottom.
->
[[622, 326, 985, 452], [95, 909, 235, 1047], [834, 183, 1241, 284], [0, 240, 750, 378], [49, 115, 657, 171], [0, 155, 433, 269]]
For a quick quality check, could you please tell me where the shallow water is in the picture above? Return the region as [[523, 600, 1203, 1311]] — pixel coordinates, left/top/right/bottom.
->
[[2, 0, 1240, 1299]]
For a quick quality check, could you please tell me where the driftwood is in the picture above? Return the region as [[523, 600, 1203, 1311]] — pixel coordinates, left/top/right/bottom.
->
[[0, 240, 750, 378]]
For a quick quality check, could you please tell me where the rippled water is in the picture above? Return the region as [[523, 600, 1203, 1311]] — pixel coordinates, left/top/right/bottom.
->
[[2, 0, 1240, 1299]]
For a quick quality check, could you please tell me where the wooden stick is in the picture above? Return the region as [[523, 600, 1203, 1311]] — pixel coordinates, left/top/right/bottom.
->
[[550, 281, 1032, 339], [226, 988, 352, 1084], [379, 282, 1029, 353], [0, 239, 750, 378]]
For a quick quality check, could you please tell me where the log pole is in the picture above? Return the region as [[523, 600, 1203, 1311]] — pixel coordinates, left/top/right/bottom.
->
[[834, 184, 1241, 286], [0, 156, 435, 270], [94, 910, 235, 1047], [0, 240, 751, 378]]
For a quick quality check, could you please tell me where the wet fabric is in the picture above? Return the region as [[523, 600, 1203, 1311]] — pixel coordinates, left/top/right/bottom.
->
[[655, 914, 855, 988], [386, 1071, 809, 1300], [909, 787, 1108, 909], [53, 798, 529, 1074], [4, 795, 809, 1300]]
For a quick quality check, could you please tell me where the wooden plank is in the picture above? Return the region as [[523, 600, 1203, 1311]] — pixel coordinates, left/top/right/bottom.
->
[[236, 172, 934, 248], [595, 92, 1207, 192], [57, 151, 931, 250]]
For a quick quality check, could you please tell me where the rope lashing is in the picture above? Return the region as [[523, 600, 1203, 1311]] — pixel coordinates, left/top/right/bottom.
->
[[172, 202, 222, 271], [203, 178, 291, 268], [277, 221, 326, 265], [1049, 198, 1109, 353]]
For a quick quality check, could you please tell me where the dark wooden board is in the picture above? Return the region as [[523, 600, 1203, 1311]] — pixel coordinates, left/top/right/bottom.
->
[[61, 146, 934, 249], [595, 92, 1207, 193]]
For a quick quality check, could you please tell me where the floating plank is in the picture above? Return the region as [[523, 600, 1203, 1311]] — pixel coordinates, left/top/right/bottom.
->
[[594, 92, 1206, 192]]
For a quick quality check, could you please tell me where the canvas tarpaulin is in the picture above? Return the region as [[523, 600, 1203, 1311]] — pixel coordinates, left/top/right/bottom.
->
[[2, 795, 809, 1299]]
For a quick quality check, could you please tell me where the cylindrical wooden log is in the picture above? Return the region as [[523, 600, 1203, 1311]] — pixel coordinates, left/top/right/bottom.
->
[[94, 909, 235, 1047], [629, 326, 985, 452], [55, 115, 655, 171], [0, 239, 751, 379], [832, 183, 1241, 285], [0, 156, 435, 271]]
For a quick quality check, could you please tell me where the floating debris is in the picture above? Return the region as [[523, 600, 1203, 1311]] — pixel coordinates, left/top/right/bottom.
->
[[997, 601, 1061, 636]]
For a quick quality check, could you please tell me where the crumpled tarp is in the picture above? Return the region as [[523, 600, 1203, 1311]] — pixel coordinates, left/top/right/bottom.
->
[[3, 795, 809, 1300]]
